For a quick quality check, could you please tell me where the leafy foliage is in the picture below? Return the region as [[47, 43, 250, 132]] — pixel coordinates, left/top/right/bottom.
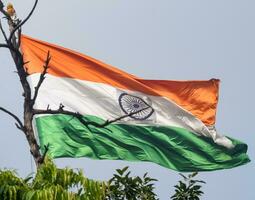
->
[[0, 169, 30, 200], [106, 166, 158, 200], [0, 162, 206, 200], [0, 159, 106, 200], [171, 172, 205, 200]]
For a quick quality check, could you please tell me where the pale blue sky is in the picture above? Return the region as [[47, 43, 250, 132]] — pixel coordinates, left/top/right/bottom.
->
[[0, 0, 254, 199]]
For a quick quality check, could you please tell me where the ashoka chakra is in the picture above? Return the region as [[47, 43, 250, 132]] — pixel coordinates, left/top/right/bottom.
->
[[118, 93, 154, 120]]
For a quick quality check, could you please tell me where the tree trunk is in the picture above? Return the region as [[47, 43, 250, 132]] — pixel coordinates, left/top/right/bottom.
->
[[24, 100, 42, 167], [10, 29, 43, 167]]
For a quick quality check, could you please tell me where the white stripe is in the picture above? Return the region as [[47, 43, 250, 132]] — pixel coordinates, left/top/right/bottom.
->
[[28, 73, 233, 148]]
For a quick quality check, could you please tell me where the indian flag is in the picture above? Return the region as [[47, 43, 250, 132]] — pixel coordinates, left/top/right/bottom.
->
[[20, 35, 250, 172]]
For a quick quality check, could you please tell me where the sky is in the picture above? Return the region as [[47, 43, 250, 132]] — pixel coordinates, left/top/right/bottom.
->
[[0, 0, 254, 199]]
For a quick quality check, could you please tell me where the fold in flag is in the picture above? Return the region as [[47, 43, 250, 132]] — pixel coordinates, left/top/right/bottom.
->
[[20, 35, 250, 172]]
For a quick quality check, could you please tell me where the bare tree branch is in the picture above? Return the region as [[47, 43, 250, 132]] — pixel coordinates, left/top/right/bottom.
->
[[33, 105, 91, 126], [0, 42, 20, 54], [0, 43, 9, 48], [0, 106, 24, 131], [0, 42, 20, 53], [8, 0, 38, 44], [33, 105, 151, 128], [31, 51, 51, 106]]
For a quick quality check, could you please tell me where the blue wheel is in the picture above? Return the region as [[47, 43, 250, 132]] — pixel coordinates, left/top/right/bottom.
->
[[118, 93, 154, 120]]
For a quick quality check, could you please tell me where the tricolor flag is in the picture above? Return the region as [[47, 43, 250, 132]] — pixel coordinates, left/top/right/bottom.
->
[[21, 35, 250, 172]]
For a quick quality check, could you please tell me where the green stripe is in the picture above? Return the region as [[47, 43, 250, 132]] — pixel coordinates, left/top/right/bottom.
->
[[35, 114, 250, 172]]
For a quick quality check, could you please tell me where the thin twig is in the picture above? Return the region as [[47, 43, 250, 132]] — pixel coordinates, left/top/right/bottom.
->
[[8, 0, 38, 43], [39, 144, 50, 164], [0, 19, 8, 42], [98, 106, 150, 127], [17, 27, 21, 47], [32, 51, 51, 106], [0, 106, 24, 131]]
